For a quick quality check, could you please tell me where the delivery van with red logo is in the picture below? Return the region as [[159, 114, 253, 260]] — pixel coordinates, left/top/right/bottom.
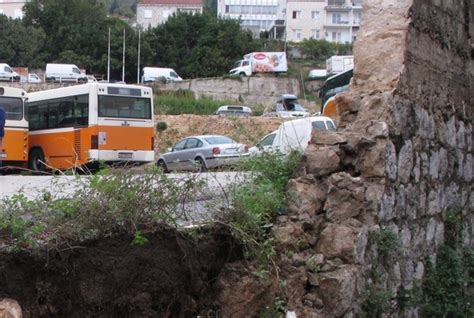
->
[[229, 52, 288, 77]]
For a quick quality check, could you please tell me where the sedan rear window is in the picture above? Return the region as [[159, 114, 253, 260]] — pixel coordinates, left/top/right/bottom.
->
[[204, 136, 234, 144]]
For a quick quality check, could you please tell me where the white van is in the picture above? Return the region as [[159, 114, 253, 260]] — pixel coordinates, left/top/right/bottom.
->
[[0, 63, 20, 82], [45, 63, 87, 83], [249, 116, 336, 155], [142, 67, 183, 83]]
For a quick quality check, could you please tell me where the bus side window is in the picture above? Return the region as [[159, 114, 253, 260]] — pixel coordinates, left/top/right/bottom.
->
[[48, 102, 59, 129], [29, 103, 48, 130], [75, 95, 89, 126], [58, 99, 75, 127]]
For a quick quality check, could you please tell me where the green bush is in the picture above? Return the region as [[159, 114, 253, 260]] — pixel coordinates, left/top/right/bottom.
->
[[156, 121, 168, 131], [0, 167, 205, 250]]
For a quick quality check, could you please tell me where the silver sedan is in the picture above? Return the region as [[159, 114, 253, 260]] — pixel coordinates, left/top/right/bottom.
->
[[157, 135, 249, 172]]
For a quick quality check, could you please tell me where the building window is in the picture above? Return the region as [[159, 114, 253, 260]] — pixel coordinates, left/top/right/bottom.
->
[[144, 10, 152, 19], [311, 11, 320, 20], [311, 29, 320, 39], [293, 29, 302, 40], [332, 13, 341, 24], [332, 31, 342, 43], [292, 11, 301, 19]]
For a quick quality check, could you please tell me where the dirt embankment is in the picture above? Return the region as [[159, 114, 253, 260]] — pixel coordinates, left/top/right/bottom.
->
[[155, 115, 283, 153], [0, 226, 243, 317]]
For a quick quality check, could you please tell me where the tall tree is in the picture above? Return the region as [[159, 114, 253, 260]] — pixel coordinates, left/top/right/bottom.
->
[[0, 16, 46, 67], [147, 13, 258, 78]]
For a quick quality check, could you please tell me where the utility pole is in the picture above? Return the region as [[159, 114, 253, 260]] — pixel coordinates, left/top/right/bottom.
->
[[122, 28, 126, 83], [137, 28, 141, 84], [107, 27, 111, 82]]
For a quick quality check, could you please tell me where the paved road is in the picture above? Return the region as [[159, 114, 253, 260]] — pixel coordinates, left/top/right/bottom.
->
[[0, 172, 246, 200]]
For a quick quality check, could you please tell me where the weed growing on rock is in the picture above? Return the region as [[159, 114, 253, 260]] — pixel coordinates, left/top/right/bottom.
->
[[421, 210, 473, 318], [369, 228, 400, 261], [223, 152, 300, 265]]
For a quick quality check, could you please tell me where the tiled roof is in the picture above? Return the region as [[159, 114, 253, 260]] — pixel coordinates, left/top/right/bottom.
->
[[139, 0, 203, 5]]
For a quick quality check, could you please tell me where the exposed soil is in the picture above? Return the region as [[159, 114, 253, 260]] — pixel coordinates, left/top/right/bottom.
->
[[0, 226, 243, 318]]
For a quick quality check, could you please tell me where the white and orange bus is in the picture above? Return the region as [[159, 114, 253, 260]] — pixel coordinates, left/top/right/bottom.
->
[[27, 83, 155, 171], [0, 86, 29, 168]]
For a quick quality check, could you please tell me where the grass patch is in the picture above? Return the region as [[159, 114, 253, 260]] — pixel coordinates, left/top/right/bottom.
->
[[154, 89, 235, 115]]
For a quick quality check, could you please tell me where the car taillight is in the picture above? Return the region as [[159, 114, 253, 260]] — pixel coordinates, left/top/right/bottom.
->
[[91, 135, 98, 149], [151, 137, 155, 150], [212, 147, 221, 155]]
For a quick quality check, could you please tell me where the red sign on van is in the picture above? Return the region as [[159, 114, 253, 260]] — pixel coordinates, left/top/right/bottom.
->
[[254, 53, 267, 60]]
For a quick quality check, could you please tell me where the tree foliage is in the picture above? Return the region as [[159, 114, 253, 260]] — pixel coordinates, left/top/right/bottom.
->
[[9, 0, 258, 81], [299, 39, 353, 63], [0, 15, 46, 68]]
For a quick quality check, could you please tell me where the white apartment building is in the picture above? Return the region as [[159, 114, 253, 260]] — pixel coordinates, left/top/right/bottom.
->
[[286, 0, 326, 42], [217, 0, 286, 38], [324, 0, 362, 43], [137, 0, 203, 29], [0, 0, 30, 19]]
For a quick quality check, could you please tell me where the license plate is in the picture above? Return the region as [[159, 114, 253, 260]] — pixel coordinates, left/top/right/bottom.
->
[[118, 152, 133, 159], [225, 148, 238, 154]]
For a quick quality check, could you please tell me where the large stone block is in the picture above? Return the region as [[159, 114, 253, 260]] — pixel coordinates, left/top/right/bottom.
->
[[324, 172, 365, 223], [319, 265, 358, 317], [305, 146, 342, 177], [316, 224, 358, 262]]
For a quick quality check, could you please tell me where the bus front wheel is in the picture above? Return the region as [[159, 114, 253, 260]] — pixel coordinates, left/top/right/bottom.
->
[[29, 148, 46, 172]]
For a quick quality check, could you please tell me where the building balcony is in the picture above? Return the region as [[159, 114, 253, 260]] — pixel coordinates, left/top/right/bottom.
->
[[325, 21, 352, 27]]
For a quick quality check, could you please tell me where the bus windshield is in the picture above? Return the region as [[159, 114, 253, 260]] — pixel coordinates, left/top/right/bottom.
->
[[98, 95, 152, 119], [0, 97, 23, 120], [319, 68, 353, 108]]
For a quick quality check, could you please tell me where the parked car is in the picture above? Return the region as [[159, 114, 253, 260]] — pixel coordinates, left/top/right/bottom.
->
[[87, 75, 97, 82], [249, 116, 336, 156], [264, 94, 310, 118], [157, 135, 249, 172], [215, 105, 252, 117]]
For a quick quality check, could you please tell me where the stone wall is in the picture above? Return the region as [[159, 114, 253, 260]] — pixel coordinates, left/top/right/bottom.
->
[[270, 0, 473, 317], [152, 76, 303, 109]]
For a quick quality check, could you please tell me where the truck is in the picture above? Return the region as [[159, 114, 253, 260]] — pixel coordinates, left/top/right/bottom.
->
[[326, 55, 353, 75], [229, 52, 288, 77]]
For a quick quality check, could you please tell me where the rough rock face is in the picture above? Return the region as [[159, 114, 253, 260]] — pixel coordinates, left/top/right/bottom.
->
[[273, 0, 473, 317]]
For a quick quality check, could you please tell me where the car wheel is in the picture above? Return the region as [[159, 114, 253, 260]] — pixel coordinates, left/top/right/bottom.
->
[[239, 72, 246, 77], [194, 157, 207, 172], [157, 159, 169, 173], [29, 148, 46, 172]]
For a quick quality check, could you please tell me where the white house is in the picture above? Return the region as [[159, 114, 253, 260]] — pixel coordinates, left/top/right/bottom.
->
[[324, 0, 362, 43], [137, 0, 204, 29], [0, 0, 30, 19], [286, 0, 326, 42]]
